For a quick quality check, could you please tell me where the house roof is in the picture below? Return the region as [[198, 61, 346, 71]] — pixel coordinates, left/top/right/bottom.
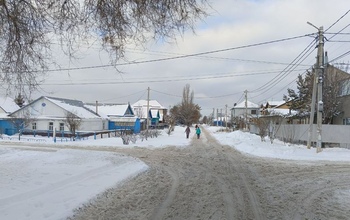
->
[[45, 97, 100, 119], [233, 100, 259, 109], [132, 100, 165, 109], [84, 103, 133, 118], [132, 99, 166, 119], [268, 108, 297, 116], [0, 96, 20, 113], [10, 96, 100, 119], [263, 101, 285, 107]]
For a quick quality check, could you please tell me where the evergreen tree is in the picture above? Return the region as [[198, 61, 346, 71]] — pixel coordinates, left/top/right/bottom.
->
[[284, 71, 314, 116]]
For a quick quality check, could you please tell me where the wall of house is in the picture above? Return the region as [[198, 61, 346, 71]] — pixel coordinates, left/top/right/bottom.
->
[[25, 118, 106, 133], [334, 95, 350, 125], [231, 108, 260, 118], [0, 120, 17, 135], [79, 119, 107, 131], [29, 98, 68, 118]]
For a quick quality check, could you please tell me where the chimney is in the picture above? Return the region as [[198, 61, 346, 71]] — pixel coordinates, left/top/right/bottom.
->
[[96, 100, 98, 114]]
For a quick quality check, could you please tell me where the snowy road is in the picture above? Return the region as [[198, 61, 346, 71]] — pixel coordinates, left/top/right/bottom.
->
[[69, 128, 350, 220]]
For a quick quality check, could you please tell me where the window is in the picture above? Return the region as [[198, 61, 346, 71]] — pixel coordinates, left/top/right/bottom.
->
[[343, 118, 350, 125], [251, 110, 257, 115], [59, 123, 64, 131], [32, 123, 37, 130], [48, 122, 54, 131], [339, 79, 350, 97]]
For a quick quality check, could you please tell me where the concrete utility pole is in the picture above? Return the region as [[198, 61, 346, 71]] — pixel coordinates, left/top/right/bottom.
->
[[146, 87, 150, 132], [316, 26, 324, 153], [216, 108, 219, 126], [244, 90, 248, 131], [307, 68, 317, 149], [307, 22, 324, 153], [225, 104, 228, 130]]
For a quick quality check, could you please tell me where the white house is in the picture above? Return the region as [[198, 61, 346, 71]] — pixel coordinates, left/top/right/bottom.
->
[[132, 99, 167, 127], [0, 96, 20, 116], [10, 96, 107, 133], [231, 100, 260, 119]]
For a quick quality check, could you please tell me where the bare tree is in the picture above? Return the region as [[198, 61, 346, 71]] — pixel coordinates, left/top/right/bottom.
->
[[267, 114, 284, 144], [8, 110, 35, 139], [253, 117, 269, 142], [285, 65, 350, 124], [323, 65, 350, 124], [65, 111, 81, 141], [171, 84, 201, 125], [0, 1, 208, 96], [164, 114, 176, 135]]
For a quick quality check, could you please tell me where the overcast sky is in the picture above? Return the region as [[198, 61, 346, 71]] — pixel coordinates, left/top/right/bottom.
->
[[24, 0, 350, 116]]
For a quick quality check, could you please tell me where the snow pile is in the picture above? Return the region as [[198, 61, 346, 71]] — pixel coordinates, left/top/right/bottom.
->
[[206, 125, 350, 161]]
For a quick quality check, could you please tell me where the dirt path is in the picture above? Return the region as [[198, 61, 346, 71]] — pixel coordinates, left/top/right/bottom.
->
[[68, 127, 350, 220]]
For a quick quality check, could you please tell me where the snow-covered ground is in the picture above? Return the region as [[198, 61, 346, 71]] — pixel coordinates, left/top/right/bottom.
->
[[1, 125, 350, 220]]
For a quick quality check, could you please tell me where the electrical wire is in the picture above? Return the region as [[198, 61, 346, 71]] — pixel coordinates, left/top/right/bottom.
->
[[250, 47, 316, 99], [249, 38, 317, 94], [13, 33, 312, 73], [325, 9, 350, 32]]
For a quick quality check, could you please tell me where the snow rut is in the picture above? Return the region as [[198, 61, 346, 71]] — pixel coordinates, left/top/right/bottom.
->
[[68, 127, 350, 220]]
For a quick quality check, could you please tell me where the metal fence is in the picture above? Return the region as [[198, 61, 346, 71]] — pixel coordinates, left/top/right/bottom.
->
[[250, 124, 350, 148]]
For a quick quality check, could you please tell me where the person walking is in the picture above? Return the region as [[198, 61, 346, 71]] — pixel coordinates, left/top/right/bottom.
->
[[185, 125, 191, 139], [196, 125, 201, 139]]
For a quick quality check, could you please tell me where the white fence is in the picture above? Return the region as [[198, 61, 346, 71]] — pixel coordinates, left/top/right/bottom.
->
[[250, 124, 350, 148]]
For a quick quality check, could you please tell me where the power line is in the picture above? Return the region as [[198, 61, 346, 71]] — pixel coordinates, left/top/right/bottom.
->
[[18, 33, 313, 73], [328, 50, 350, 63], [249, 38, 317, 94], [325, 9, 350, 32], [99, 89, 146, 102], [257, 68, 311, 103], [250, 47, 316, 99], [40, 68, 305, 86]]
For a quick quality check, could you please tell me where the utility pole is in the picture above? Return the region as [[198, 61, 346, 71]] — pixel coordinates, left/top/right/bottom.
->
[[220, 108, 223, 126], [307, 22, 324, 153], [225, 104, 228, 130], [216, 108, 219, 126], [316, 26, 324, 153], [146, 87, 150, 132], [307, 67, 317, 149], [244, 90, 248, 131]]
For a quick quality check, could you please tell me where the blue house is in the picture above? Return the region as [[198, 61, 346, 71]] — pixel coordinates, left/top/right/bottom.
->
[[0, 96, 20, 135], [85, 102, 141, 133]]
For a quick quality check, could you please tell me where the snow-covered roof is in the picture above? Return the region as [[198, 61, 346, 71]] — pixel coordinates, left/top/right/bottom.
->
[[264, 101, 285, 107], [108, 116, 138, 123], [233, 100, 259, 109], [132, 100, 165, 109], [85, 103, 133, 118], [132, 99, 166, 119], [267, 108, 297, 116], [0, 96, 20, 113], [45, 97, 100, 119]]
